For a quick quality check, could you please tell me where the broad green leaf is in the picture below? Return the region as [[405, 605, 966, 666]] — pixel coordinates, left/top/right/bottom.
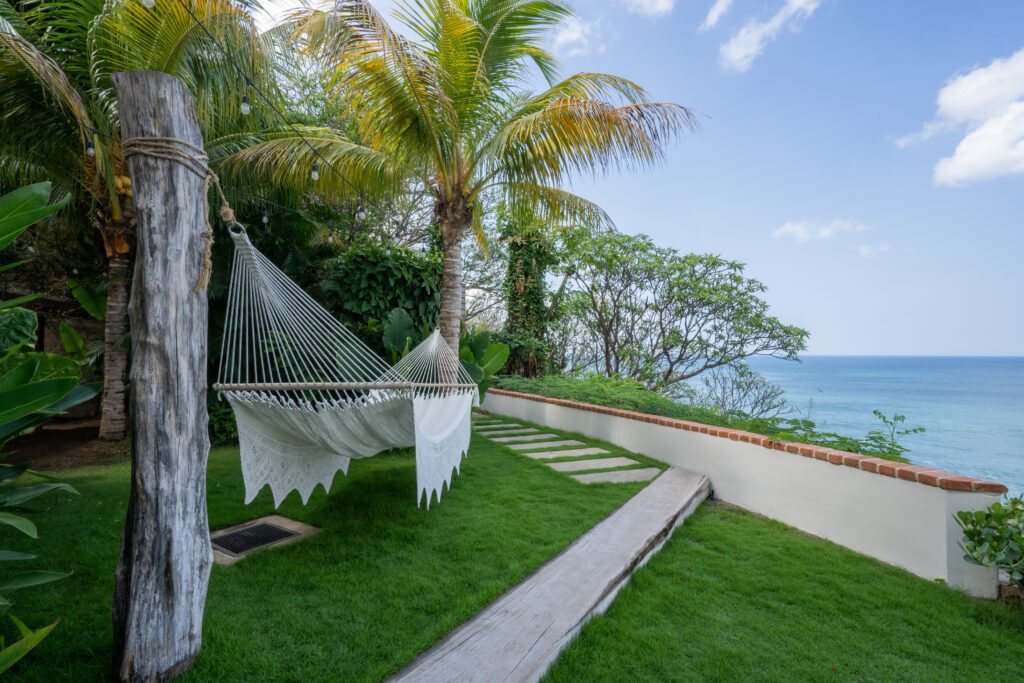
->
[[0, 482, 78, 507], [0, 294, 41, 312], [0, 571, 71, 593], [0, 617, 59, 674], [0, 183, 68, 251], [461, 362, 484, 384], [67, 280, 106, 321], [58, 323, 86, 360], [0, 261, 29, 275], [0, 464, 29, 483], [0, 359, 39, 393], [0, 513, 36, 538], [478, 343, 510, 377], [0, 377, 78, 425], [0, 309, 37, 358], [0, 552, 35, 561]]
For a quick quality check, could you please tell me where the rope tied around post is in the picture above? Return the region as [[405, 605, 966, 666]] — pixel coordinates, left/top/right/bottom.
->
[[122, 135, 235, 292]]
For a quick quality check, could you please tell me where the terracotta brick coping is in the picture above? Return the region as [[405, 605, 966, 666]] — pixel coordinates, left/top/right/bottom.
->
[[488, 389, 1009, 495]]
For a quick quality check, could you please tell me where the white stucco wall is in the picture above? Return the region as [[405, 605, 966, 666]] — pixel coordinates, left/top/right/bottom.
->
[[483, 392, 1000, 599]]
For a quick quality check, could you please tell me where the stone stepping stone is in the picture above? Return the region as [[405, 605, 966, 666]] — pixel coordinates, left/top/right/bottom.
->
[[476, 428, 539, 437], [489, 433, 558, 443], [547, 457, 638, 473], [507, 440, 584, 451], [572, 468, 661, 485], [472, 423, 521, 430], [524, 447, 609, 460]]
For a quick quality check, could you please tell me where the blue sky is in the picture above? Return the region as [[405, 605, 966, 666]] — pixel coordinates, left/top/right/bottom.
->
[[265, 1, 1024, 355]]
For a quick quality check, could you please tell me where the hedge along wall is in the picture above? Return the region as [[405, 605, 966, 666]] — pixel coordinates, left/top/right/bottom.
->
[[482, 389, 1007, 599]]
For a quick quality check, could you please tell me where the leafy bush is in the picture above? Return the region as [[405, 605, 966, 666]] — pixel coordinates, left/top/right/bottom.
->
[[494, 375, 921, 462], [207, 393, 238, 445], [321, 243, 441, 352], [957, 496, 1024, 589]]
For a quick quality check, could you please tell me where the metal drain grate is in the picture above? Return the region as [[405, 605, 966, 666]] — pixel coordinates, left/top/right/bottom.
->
[[212, 522, 298, 557]]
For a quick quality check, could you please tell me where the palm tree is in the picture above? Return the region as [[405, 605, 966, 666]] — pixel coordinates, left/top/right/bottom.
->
[[0, 0, 283, 438], [261, 0, 695, 353]]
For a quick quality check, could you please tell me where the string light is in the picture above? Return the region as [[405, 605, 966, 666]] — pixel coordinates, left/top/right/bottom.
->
[[261, 206, 269, 224], [141, 0, 155, 8], [240, 95, 251, 116], [355, 205, 367, 222], [169, 0, 359, 194], [86, 140, 95, 157]]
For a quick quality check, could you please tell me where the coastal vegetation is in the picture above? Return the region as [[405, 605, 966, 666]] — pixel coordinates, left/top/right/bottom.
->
[[495, 375, 925, 462]]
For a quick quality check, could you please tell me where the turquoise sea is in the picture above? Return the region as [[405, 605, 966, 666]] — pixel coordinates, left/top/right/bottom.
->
[[747, 356, 1024, 496]]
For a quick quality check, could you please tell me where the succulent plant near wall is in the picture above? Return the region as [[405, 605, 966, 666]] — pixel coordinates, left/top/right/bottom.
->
[[957, 496, 1024, 590]]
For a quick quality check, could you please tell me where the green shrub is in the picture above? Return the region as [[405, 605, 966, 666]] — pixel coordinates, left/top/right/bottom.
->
[[207, 393, 238, 445], [957, 496, 1024, 589], [321, 243, 441, 353]]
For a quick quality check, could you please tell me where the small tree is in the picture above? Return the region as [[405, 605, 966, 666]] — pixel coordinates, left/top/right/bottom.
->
[[694, 363, 790, 418], [553, 230, 808, 392]]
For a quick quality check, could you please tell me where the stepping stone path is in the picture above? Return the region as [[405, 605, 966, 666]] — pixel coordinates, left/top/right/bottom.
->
[[490, 433, 558, 443], [474, 428, 539, 436], [507, 439, 584, 451], [471, 413, 661, 484], [547, 456, 638, 472]]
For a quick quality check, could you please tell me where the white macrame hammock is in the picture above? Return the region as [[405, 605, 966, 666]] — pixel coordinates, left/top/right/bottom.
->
[[213, 226, 478, 508]]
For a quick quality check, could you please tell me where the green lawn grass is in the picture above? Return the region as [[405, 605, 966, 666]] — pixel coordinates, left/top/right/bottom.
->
[[545, 502, 1024, 682], [5, 430, 646, 682]]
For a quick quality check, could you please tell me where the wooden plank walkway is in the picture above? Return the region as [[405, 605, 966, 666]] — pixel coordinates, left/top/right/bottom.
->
[[391, 467, 711, 683]]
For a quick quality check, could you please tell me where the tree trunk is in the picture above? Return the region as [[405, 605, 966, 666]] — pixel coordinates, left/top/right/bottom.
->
[[99, 253, 130, 440], [111, 70, 212, 683], [439, 219, 466, 355]]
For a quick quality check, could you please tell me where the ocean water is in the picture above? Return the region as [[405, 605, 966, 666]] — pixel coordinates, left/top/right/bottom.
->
[[745, 356, 1024, 496]]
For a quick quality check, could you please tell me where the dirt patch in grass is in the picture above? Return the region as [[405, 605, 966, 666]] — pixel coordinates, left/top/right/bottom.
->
[[4, 422, 130, 470]]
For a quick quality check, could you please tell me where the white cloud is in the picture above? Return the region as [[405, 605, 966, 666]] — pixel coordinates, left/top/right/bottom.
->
[[772, 218, 868, 244], [855, 242, 891, 258], [719, 0, 820, 73], [699, 0, 732, 31], [899, 47, 1024, 186], [552, 16, 605, 58], [623, 0, 674, 18]]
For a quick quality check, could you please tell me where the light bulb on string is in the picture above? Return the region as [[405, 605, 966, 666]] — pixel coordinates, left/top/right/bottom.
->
[[311, 162, 320, 182], [262, 210, 269, 225], [355, 206, 367, 222], [240, 95, 251, 116], [86, 141, 95, 157], [141, 0, 155, 8]]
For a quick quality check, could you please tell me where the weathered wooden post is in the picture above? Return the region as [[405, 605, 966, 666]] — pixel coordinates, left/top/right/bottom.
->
[[111, 71, 212, 682]]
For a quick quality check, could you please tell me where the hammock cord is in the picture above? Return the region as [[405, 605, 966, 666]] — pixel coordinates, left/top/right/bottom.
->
[[122, 135, 233, 292]]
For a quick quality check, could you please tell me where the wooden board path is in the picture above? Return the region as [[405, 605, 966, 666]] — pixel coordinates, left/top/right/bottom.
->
[[391, 467, 712, 683]]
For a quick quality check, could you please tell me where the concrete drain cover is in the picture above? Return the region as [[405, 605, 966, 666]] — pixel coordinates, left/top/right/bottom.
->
[[211, 514, 318, 565]]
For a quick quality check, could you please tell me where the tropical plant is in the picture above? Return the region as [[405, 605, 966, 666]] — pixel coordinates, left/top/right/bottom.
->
[[382, 307, 420, 363], [957, 496, 1024, 590], [0, 182, 97, 672], [862, 410, 925, 462], [0, 0, 311, 438], [249, 0, 694, 354], [322, 241, 442, 350], [460, 328, 509, 397]]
